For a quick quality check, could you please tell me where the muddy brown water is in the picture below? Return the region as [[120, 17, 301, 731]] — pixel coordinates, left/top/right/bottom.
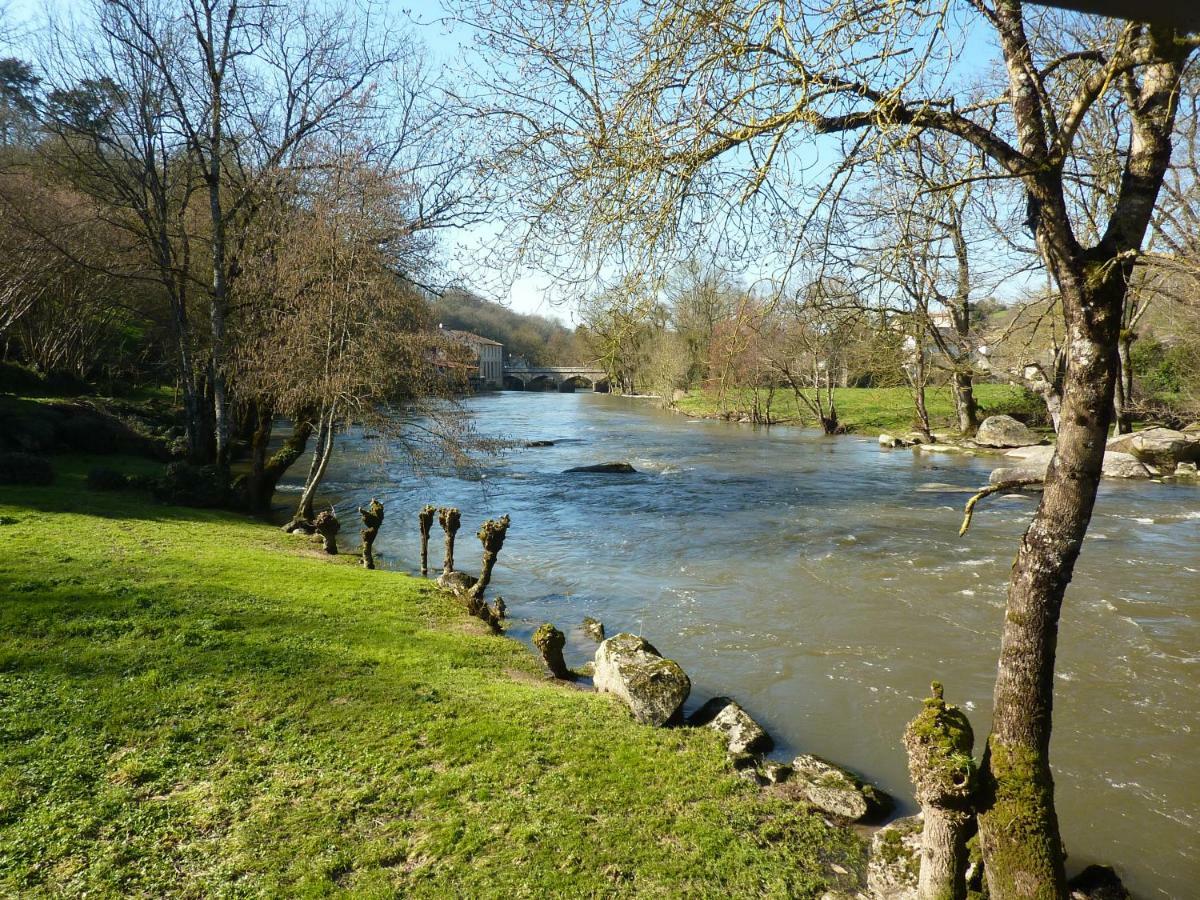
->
[[289, 392, 1200, 896]]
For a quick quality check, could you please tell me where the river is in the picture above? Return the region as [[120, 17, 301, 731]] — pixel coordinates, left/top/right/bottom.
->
[[293, 391, 1199, 896]]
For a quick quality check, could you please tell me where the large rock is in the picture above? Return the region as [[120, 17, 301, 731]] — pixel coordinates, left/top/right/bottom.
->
[[1068, 865, 1131, 900], [593, 633, 690, 726], [779, 754, 894, 823], [688, 696, 773, 755], [975, 415, 1041, 448], [436, 570, 478, 594], [1107, 427, 1200, 471], [990, 445, 1151, 483], [866, 814, 922, 900], [564, 461, 637, 474]]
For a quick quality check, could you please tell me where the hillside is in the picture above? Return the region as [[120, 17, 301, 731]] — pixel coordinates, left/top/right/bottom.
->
[[430, 290, 589, 366]]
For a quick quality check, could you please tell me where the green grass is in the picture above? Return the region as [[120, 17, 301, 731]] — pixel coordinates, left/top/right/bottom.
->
[[0, 455, 861, 897], [674, 383, 1041, 434]]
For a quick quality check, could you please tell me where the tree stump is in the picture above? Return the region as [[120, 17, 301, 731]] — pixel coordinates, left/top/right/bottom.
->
[[358, 499, 384, 569], [438, 507, 460, 576], [468, 514, 510, 602], [903, 682, 977, 900], [532, 623, 570, 679], [313, 509, 340, 555], [418, 504, 436, 575]]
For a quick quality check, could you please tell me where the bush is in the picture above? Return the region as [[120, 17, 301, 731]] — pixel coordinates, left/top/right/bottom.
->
[[86, 467, 129, 491], [0, 452, 55, 486], [153, 462, 229, 508]]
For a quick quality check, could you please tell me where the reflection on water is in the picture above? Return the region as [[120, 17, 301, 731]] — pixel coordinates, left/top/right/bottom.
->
[[294, 392, 1200, 897]]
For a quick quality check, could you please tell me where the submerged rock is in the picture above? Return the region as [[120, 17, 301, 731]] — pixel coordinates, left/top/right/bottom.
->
[[688, 696, 773, 755], [974, 414, 1041, 448], [593, 633, 690, 726], [866, 814, 922, 900], [1068, 865, 1131, 900], [526, 440, 556, 447], [564, 461, 637, 474], [780, 754, 894, 823]]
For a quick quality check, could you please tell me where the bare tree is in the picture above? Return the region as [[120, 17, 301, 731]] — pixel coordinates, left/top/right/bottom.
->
[[459, 4, 1197, 894]]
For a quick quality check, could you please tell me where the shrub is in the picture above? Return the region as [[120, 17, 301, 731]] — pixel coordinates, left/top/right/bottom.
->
[[86, 467, 129, 491], [0, 452, 55, 485], [153, 462, 229, 508]]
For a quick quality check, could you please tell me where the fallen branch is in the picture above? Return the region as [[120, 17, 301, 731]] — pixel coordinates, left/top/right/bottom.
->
[[959, 479, 1044, 536]]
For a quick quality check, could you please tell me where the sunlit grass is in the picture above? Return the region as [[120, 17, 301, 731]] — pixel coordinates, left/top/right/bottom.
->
[[675, 383, 1040, 434], [0, 455, 861, 897]]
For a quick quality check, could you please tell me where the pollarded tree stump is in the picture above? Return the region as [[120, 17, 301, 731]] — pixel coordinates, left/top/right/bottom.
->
[[532, 623, 570, 679], [903, 681, 977, 900], [438, 507, 460, 576], [313, 509, 341, 555], [358, 499, 384, 569], [418, 504, 436, 575], [468, 514, 510, 602]]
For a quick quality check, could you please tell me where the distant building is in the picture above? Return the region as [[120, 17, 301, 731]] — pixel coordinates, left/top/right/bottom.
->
[[439, 326, 504, 389]]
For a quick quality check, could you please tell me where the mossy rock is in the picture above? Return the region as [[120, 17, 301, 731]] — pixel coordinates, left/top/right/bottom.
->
[[866, 814, 922, 899], [782, 754, 894, 823], [593, 633, 690, 726]]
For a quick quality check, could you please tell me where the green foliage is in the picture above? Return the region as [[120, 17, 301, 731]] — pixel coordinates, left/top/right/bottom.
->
[[0, 457, 863, 896], [85, 467, 129, 491], [152, 462, 230, 508], [0, 452, 54, 485], [1131, 338, 1200, 398]]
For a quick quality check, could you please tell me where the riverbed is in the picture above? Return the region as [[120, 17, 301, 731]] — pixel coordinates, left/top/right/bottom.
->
[[294, 391, 1200, 896]]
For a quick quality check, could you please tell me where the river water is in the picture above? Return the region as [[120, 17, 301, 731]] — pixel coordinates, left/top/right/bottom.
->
[[297, 392, 1199, 896]]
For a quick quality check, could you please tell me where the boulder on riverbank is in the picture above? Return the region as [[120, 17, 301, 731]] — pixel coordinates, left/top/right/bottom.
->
[[593, 633, 690, 726], [777, 754, 894, 823], [1107, 427, 1200, 472], [974, 414, 1042, 448], [436, 570, 478, 594], [688, 696, 773, 755], [990, 444, 1154, 483], [866, 814, 922, 900], [564, 462, 637, 474]]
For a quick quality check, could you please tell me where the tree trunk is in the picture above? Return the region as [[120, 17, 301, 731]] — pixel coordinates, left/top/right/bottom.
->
[[438, 507, 461, 575], [976, 263, 1123, 899], [953, 369, 979, 436], [418, 504, 436, 575], [359, 499, 384, 569], [288, 406, 335, 529], [468, 515, 510, 602], [246, 417, 313, 514], [1114, 330, 1135, 434]]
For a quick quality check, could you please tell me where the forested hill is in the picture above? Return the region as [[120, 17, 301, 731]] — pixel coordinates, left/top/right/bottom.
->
[[430, 290, 588, 366]]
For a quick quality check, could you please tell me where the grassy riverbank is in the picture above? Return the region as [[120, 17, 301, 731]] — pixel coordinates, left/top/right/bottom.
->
[[674, 383, 1040, 434], [0, 454, 861, 896]]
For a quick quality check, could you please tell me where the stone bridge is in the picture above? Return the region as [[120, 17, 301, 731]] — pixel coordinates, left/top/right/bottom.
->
[[503, 365, 610, 392]]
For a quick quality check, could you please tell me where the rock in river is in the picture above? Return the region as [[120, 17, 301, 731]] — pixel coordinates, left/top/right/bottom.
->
[[1107, 427, 1200, 472], [974, 414, 1041, 448], [593, 633, 690, 726], [564, 461, 637, 474], [778, 754, 894, 823], [688, 696, 773, 755]]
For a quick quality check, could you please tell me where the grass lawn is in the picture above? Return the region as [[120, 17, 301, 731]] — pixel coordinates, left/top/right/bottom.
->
[[674, 383, 1041, 434], [0, 455, 861, 897]]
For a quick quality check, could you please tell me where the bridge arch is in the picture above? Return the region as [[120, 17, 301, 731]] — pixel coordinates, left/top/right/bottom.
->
[[558, 375, 594, 393], [526, 374, 558, 392], [503, 374, 526, 391]]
